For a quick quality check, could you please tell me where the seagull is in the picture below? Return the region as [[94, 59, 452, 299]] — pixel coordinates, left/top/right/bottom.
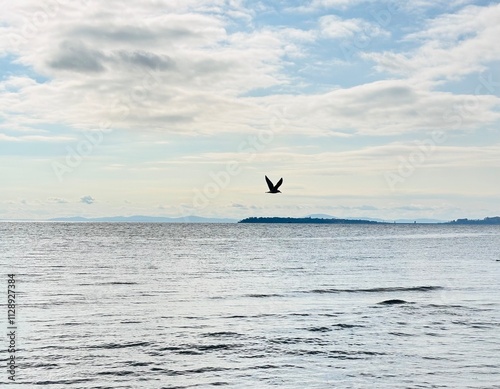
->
[[265, 175, 283, 194]]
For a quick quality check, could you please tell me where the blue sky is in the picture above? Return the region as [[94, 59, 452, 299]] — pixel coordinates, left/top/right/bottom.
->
[[1, 0, 499, 220]]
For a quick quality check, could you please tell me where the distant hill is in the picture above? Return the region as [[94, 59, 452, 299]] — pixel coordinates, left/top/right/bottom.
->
[[48, 215, 237, 223]]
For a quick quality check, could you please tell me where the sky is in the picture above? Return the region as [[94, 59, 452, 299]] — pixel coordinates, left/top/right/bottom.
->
[[1, 0, 499, 221]]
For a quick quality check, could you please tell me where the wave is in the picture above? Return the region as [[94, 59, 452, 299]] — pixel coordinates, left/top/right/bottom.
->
[[377, 299, 410, 305], [89, 341, 151, 349], [97, 370, 137, 376], [244, 293, 284, 298], [307, 286, 443, 294], [157, 342, 245, 355], [306, 326, 332, 332], [285, 349, 385, 359], [77, 281, 138, 286], [201, 331, 242, 338], [305, 323, 365, 332], [32, 378, 93, 385]]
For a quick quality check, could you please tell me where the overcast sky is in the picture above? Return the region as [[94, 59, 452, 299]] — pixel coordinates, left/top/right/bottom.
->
[[1, 0, 499, 220]]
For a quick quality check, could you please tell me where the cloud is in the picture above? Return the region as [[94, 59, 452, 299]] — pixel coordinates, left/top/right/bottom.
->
[[312, 0, 358, 8], [0, 133, 75, 142], [356, 205, 379, 211], [80, 195, 95, 205], [400, 0, 474, 13], [48, 40, 106, 73], [292, 0, 373, 12], [48, 197, 69, 204], [160, 141, 500, 176], [0, 2, 302, 137], [0, 0, 499, 229], [115, 51, 174, 70], [319, 15, 388, 39], [365, 4, 500, 83], [395, 205, 438, 211], [46, 40, 175, 74], [1, 1, 498, 142], [257, 80, 500, 136]]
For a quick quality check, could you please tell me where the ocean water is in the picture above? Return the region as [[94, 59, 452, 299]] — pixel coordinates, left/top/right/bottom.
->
[[1, 222, 500, 388]]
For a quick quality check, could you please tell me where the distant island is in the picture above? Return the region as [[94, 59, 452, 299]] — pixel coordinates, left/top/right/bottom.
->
[[239, 216, 500, 225], [446, 217, 500, 225], [238, 217, 382, 224]]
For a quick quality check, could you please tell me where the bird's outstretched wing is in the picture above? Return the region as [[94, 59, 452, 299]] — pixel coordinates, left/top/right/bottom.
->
[[265, 175, 274, 191], [274, 178, 283, 190]]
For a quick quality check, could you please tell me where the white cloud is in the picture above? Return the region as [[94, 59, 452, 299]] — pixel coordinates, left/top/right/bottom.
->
[[314, 0, 355, 6], [0, 2, 304, 137], [1, 1, 498, 141], [401, 0, 474, 13], [256, 79, 500, 136], [135, 141, 500, 177], [365, 4, 500, 84], [80, 195, 95, 204], [48, 197, 69, 204], [292, 0, 373, 12], [0, 133, 75, 142], [319, 14, 388, 39]]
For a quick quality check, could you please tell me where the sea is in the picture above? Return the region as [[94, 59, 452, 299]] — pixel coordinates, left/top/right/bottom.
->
[[1, 222, 499, 388]]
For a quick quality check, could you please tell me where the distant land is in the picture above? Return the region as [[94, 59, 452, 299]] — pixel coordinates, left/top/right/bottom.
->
[[1, 215, 499, 224], [239, 216, 500, 225], [306, 214, 446, 224], [239, 217, 382, 224], [446, 216, 500, 225]]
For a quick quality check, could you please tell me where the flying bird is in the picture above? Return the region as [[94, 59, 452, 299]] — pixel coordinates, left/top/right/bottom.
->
[[265, 175, 283, 194]]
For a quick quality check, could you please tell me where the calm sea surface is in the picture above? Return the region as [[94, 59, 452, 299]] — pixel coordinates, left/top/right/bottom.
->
[[1, 223, 499, 388]]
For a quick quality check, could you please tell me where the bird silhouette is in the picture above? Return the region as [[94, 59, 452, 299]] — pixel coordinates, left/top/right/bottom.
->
[[265, 176, 283, 194]]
